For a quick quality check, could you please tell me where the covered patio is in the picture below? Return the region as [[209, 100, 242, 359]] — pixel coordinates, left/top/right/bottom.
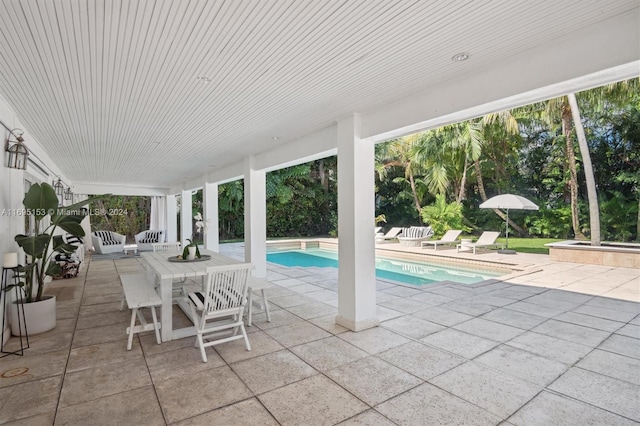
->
[[1, 243, 638, 424], [0, 1, 639, 424]]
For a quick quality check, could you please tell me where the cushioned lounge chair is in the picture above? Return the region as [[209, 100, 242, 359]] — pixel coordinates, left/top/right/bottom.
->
[[398, 226, 434, 247], [92, 231, 126, 254], [135, 229, 165, 251], [421, 230, 462, 250], [456, 231, 504, 254]]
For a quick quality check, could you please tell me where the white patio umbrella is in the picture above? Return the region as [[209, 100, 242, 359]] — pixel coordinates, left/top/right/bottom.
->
[[479, 194, 539, 253]]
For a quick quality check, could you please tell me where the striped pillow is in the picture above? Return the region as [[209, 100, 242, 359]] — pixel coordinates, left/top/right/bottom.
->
[[140, 231, 161, 244], [95, 231, 118, 245]]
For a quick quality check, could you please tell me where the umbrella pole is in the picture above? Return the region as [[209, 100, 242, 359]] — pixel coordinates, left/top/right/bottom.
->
[[505, 208, 509, 249]]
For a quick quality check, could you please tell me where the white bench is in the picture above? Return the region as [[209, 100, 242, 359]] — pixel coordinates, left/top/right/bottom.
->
[[247, 276, 273, 327], [120, 273, 162, 350]]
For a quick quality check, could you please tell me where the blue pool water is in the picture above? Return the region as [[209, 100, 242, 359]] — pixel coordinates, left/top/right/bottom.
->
[[267, 248, 504, 286]]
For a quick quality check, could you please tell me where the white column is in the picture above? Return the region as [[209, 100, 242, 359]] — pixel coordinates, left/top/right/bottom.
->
[[203, 182, 220, 252], [180, 190, 192, 247], [336, 114, 378, 331], [166, 194, 178, 243], [244, 157, 267, 277]]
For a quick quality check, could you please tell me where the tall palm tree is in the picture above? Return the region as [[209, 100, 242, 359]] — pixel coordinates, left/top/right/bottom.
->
[[567, 93, 600, 245], [376, 134, 426, 216], [543, 96, 586, 240]]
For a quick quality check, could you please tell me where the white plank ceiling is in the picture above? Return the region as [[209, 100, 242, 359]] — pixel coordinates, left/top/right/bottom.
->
[[0, 0, 638, 188]]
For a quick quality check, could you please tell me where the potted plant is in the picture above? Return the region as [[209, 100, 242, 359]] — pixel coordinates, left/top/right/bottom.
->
[[8, 183, 97, 335], [181, 212, 207, 260]]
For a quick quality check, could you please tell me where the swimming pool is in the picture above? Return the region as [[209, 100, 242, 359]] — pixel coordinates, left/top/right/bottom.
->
[[267, 248, 505, 286]]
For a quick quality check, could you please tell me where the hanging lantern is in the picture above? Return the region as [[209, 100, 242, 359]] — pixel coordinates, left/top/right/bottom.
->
[[5, 129, 29, 170]]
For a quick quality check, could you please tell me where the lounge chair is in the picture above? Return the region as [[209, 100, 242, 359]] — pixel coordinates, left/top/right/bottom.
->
[[376, 227, 403, 243], [398, 226, 434, 247], [456, 231, 504, 254], [92, 231, 126, 254], [421, 230, 462, 250]]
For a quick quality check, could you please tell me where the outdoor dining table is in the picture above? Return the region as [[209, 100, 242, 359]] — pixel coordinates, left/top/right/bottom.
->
[[140, 249, 242, 342]]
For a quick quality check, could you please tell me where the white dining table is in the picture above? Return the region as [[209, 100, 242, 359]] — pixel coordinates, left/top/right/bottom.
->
[[140, 249, 242, 341]]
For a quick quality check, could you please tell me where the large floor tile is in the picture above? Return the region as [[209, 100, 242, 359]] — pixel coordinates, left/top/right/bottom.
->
[[531, 319, 611, 346], [453, 317, 524, 342], [326, 356, 423, 406], [59, 358, 152, 407], [231, 349, 317, 394], [0, 350, 67, 388], [571, 304, 638, 323], [552, 311, 625, 332], [174, 398, 279, 425], [263, 321, 331, 347], [286, 302, 337, 320], [259, 375, 368, 426], [155, 365, 252, 423], [376, 382, 501, 426], [508, 390, 637, 426], [412, 306, 473, 326], [576, 349, 640, 385], [338, 327, 410, 354], [430, 362, 541, 419], [146, 346, 225, 383], [480, 307, 547, 330], [506, 331, 592, 364], [549, 367, 640, 421], [378, 341, 465, 380], [0, 376, 61, 424], [290, 336, 368, 372], [474, 344, 568, 386], [381, 315, 445, 339], [214, 330, 284, 364], [54, 386, 165, 426], [308, 314, 350, 334], [337, 409, 396, 425], [421, 328, 499, 358], [598, 334, 640, 359], [66, 339, 144, 373]]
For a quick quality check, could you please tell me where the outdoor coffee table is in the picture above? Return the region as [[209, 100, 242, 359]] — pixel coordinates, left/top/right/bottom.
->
[[123, 244, 138, 255]]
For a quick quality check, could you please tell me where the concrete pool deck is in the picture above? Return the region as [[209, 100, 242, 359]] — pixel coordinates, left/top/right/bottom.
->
[[0, 242, 638, 424]]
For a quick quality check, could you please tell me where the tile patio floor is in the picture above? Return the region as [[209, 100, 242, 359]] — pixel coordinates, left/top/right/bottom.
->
[[0, 242, 638, 425]]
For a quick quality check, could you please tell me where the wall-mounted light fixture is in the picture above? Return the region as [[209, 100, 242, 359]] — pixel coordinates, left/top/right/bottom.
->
[[64, 187, 73, 201], [4, 128, 29, 170], [52, 178, 65, 198]]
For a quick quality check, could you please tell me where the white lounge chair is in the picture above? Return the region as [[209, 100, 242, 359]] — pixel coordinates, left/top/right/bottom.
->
[[456, 231, 504, 254], [376, 227, 403, 243], [91, 231, 126, 254], [421, 230, 463, 250]]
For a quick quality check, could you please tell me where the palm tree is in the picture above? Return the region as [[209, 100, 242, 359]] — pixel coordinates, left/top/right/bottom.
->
[[376, 134, 426, 216], [567, 93, 600, 245], [543, 96, 586, 240]]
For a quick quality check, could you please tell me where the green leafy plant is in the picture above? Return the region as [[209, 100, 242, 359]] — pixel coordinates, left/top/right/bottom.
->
[[420, 194, 468, 237], [182, 238, 202, 259], [12, 183, 105, 303]]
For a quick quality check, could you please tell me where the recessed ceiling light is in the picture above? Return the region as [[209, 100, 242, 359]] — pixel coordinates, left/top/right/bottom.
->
[[196, 76, 211, 83], [271, 136, 279, 141], [451, 52, 470, 62]]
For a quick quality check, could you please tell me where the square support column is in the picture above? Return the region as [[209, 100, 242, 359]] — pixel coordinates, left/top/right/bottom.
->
[[166, 195, 177, 243], [336, 114, 378, 331], [244, 157, 267, 278], [203, 182, 220, 252], [180, 190, 192, 247]]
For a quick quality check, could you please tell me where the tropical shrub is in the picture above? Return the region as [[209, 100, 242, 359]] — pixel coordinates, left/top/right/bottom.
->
[[420, 194, 467, 237]]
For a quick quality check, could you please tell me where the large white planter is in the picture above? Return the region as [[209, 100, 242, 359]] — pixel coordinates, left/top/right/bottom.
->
[[10, 295, 56, 336]]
